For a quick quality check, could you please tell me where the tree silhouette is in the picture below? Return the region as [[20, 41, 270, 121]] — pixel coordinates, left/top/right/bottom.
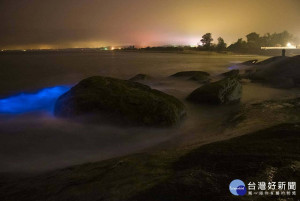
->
[[228, 38, 247, 52], [198, 30, 296, 53], [216, 37, 227, 51], [200, 33, 213, 49], [246, 32, 260, 43], [246, 32, 260, 49]]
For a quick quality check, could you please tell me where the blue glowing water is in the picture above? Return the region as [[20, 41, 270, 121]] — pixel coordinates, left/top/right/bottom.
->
[[0, 86, 71, 114]]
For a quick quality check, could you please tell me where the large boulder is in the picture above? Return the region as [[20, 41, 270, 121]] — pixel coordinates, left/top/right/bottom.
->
[[221, 69, 239, 77], [170, 71, 210, 83], [241, 59, 258, 65], [255, 56, 285, 65], [228, 59, 258, 70], [54, 76, 186, 127], [187, 76, 242, 104], [245, 55, 300, 88]]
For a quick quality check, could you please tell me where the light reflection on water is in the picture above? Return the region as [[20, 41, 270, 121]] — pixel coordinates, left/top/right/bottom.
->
[[0, 86, 70, 114]]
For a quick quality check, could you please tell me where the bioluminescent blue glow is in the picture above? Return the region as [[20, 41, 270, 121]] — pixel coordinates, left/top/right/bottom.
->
[[0, 86, 71, 114], [228, 64, 240, 70]]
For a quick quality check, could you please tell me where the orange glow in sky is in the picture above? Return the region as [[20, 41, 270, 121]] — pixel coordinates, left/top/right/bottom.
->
[[0, 0, 299, 50]]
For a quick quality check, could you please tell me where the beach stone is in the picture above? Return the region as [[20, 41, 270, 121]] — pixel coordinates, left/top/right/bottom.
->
[[221, 69, 239, 77], [187, 76, 242, 104], [247, 55, 300, 88], [241, 59, 258, 65], [54, 76, 186, 127], [171, 71, 210, 83]]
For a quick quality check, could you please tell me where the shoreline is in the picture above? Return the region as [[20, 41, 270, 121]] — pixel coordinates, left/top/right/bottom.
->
[[1, 48, 295, 57]]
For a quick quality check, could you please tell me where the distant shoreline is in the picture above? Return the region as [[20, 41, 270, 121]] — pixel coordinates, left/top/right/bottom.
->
[[1, 49, 296, 57]]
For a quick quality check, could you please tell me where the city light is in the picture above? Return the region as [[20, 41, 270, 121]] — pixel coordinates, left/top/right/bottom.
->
[[286, 42, 296, 48]]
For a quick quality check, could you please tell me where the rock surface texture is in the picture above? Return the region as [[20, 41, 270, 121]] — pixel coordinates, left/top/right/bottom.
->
[[171, 71, 210, 83], [246, 56, 300, 88], [54, 76, 186, 127], [187, 76, 242, 104]]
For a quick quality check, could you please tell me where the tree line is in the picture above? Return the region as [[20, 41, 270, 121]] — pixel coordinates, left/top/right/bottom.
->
[[198, 31, 297, 53]]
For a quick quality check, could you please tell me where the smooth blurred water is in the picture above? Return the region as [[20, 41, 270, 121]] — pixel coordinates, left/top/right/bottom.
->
[[3, 51, 295, 173], [0, 51, 269, 97]]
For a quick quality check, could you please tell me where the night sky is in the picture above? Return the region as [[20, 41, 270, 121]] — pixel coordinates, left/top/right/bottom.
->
[[1, 0, 299, 49]]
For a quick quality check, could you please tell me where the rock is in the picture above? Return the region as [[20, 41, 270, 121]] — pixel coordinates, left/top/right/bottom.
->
[[256, 56, 285, 65], [268, 77, 295, 88], [221, 69, 239, 77], [129, 74, 151, 82], [241, 59, 258, 65], [189, 74, 211, 83], [225, 97, 300, 131], [246, 55, 300, 88], [240, 78, 251, 84], [228, 60, 258, 70], [243, 69, 256, 78], [187, 76, 242, 104], [171, 123, 300, 201], [54, 76, 186, 127], [1, 123, 299, 201], [170, 71, 210, 83]]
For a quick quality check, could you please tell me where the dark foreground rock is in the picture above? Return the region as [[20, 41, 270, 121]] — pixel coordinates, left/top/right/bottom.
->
[[246, 55, 300, 88], [225, 97, 300, 133], [136, 123, 300, 201], [1, 123, 299, 201], [256, 56, 285, 65], [241, 59, 258, 65], [228, 59, 258, 70], [54, 76, 186, 127], [187, 76, 242, 104], [221, 69, 239, 77], [129, 74, 151, 82], [170, 71, 210, 83]]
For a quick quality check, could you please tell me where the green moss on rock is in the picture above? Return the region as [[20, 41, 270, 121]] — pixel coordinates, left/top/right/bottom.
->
[[54, 76, 186, 127], [221, 69, 240, 77], [187, 76, 242, 104], [170, 71, 210, 83], [247, 56, 300, 88]]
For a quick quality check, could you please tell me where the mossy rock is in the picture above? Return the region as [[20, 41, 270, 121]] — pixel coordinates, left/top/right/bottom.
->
[[54, 76, 186, 127], [162, 123, 300, 201], [221, 69, 239, 77], [187, 76, 242, 104], [241, 59, 258, 65], [247, 56, 300, 88], [129, 74, 151, 82], [256, 56, 285, 65], [170, 71, 210, 83]]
